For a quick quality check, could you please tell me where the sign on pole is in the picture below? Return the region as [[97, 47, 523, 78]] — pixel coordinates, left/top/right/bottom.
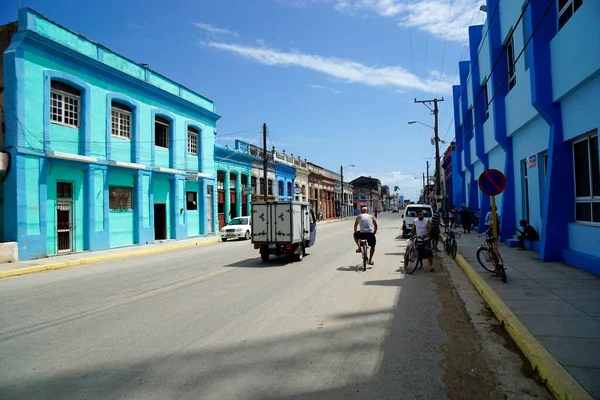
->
[[478, 169, 506, 250]]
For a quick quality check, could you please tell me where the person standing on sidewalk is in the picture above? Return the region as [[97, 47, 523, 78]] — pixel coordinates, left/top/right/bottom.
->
[[430, 208, 443, 251], [411, 211, 434, 272]]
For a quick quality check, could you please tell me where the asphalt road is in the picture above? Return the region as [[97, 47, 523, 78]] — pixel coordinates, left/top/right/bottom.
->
[[0, 213, 547, 400]]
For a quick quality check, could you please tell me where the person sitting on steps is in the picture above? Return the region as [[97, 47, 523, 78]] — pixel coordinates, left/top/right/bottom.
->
[[516, 219, 539, 251]]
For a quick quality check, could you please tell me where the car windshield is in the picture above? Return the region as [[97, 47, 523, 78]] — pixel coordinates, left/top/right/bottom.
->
[[228, 218, 248, 226], [407, 207, 433, 218]]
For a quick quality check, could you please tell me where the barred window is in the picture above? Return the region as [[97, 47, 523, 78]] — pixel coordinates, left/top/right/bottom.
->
[[50, 81, 80, 128], [574, 133, 600, 223], [155, 116, 170, 148], [111, 102, 131, 139], [188, 126, 198, 155], [109, 186, 133, 211], [57, 181, 74, 199]]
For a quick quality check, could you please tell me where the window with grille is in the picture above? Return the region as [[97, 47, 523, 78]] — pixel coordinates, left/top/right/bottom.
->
[[111, 102, 131, 139], [155, 116, 170, 148], [268, 179, 273, 196], [186, 191, 198, 210], [278, 181, 284, 196], [57, 181, 74, 199], [506, 36, 516, 91], [188, 126, 198, 155], [109, 186, 133, 211], [287, 182, 292, 197], [558, 0, 583, 30], [573, 133, 600, 223], [259, 178, 265, 195], [50, 81, 80, 128]]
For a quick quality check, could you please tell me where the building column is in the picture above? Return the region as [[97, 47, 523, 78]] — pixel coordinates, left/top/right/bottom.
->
[[235, 173, 242, 218], [224, 171, 231, 224], [246, 174, 252, 216]]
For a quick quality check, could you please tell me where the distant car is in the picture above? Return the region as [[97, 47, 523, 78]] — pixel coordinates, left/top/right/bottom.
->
[[392, 208, 399, 213], [219, 217, 252, 241]]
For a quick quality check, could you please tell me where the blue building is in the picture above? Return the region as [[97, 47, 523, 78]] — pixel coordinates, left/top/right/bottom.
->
[[450, 0, 599, 273], [274, 150, 296, 201], [214, 141, 254, 229], [0, 9, 220, 260]]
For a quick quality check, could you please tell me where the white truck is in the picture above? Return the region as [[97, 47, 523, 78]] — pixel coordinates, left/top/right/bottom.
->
[[251, 201, 317, 262]]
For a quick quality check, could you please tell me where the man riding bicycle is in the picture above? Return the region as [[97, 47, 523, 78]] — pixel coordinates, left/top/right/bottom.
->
[[354, 206, 378, 265], [408, 210, 434, 272]]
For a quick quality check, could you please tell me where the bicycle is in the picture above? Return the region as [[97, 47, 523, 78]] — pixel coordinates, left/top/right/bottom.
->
[[476, 227, 507, 283], [359, 239, 369, 271], [403, 236, 427, 274], [443, 227, 460, 259]]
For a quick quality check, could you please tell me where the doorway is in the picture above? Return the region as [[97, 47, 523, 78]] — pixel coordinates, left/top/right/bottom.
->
[[56, 181, 74, 254], [154, 203, 167, 240]]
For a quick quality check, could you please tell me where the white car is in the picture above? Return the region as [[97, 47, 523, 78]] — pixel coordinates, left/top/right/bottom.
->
[[219, 217, 252, 241]]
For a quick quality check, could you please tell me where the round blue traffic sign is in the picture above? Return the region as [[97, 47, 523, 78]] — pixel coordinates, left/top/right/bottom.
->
[[478, 169, 506, 196]]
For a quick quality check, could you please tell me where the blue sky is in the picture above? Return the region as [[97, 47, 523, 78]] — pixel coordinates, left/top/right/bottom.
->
[[1, 0, 486, 200]]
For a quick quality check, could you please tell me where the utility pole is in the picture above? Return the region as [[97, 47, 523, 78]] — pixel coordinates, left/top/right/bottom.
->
[[340, 165, 343, 218], [426, 160, 430, 205], [414, 97, 444, 203], [262, 123, 268, 201], [422, 173, 425, 203]]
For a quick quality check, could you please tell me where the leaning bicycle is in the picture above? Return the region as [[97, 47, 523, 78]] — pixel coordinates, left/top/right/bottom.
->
[[443, 227, 460, 259], [476, 227, 507, 283]]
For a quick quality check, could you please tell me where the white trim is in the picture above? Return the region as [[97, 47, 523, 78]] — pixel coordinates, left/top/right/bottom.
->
[[47, 151, 97, 163], [109, 160, 146, 170], [50, 89, 80, 128], [154, 167, 181, 174], [197, 172, 211, 179], [111, 107, 132, 139]]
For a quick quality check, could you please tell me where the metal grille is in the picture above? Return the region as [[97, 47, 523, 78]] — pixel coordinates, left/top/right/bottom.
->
[[155, 117, 169, 148], [207, 185, 213, 233], [57, 181, 74, 199], [188, 128, 198, 155], [111, 105, 131, 139], [56, 200, 73, 253], [109, 186, 133, 211], [50, 90, 79, 127]]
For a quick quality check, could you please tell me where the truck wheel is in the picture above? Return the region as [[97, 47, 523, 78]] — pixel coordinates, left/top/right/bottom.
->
[[221, 238, 227, 242], [294, 244, 305, 262], [261, 251, 270, 262]]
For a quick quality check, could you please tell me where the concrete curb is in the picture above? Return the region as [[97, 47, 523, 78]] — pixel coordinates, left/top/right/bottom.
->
[[0, 237, 220, 279], [440, 233, 593, 400]]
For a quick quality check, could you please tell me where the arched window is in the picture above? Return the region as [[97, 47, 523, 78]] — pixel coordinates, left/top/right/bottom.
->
[[111, 102, 132, 139]]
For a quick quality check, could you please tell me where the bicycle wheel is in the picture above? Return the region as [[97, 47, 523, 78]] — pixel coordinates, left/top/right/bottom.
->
[[404, 247, 418, 274], [444, 237, 450, 254], [476, 247, 495, 272], [362, 245, 368, 271], [496, 252, 507, 283], [451, 240, 457, 259]]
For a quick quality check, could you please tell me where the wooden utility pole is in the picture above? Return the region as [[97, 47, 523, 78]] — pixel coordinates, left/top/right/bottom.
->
[[262, 123, 268, 201], [414, 97, 444, 201]]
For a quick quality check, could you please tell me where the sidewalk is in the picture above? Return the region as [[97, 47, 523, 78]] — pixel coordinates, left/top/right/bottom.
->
[[0, 235, 220, 279], [449, 230, 600, 400]]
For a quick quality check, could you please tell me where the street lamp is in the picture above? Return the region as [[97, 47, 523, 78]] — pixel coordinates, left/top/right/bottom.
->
[[408, 120, 443, 204], [340, 164, 355, 218], [408, 120, 434, 129]]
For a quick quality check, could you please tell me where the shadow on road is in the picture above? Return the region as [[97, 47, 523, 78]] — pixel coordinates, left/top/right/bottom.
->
[[224, 256, 301, 268]]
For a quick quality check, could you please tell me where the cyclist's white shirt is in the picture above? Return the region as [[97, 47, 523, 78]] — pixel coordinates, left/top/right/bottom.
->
[[358, 214, 374, 233], [414, 218, 429, 236]]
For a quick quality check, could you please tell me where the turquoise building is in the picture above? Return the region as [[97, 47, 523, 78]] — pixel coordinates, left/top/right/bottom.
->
[[214, 142, 254, 229], [450, 0, 599, 273], [1, 9, 220, 260]]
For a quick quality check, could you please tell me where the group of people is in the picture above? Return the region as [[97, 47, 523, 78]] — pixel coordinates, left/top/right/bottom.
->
[[352, 203, 539, 269]]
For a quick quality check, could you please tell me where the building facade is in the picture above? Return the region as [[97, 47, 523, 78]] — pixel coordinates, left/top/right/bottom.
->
[[214, 143, 253, 229], [273, 149, 296, 201], [450, 0, 599, 273], [351, 176, 381, 213], [1, 9, 220, 260]]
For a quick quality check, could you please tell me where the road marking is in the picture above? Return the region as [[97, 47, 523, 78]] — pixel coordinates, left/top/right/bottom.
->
[[320, 229, 352, 240]]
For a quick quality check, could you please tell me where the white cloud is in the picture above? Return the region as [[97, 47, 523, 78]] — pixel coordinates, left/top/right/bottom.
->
[[310, 84, 345, 94], [195, 22, 239, 38], [201, 41, 453, 94], [325, 0, 485, 42], [274, 0, 308, 7], [400, 0, 486, 43]]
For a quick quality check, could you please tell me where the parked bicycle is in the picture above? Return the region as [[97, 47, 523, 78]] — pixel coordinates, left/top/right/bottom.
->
[[403, 236, 427, 274], [443, 227, 460, 259], [476, 227, 507, 282]]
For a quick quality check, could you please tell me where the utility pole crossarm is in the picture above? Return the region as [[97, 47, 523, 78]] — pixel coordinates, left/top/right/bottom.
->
[[414, 97, 444, 202]]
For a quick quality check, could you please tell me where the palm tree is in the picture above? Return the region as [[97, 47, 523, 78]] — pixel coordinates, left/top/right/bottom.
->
[[394, 186, 399, 193]]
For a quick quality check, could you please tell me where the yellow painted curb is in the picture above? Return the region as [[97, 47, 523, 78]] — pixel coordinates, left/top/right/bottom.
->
[[0, 236, 220, 279], [445, 234, 592, 400]]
